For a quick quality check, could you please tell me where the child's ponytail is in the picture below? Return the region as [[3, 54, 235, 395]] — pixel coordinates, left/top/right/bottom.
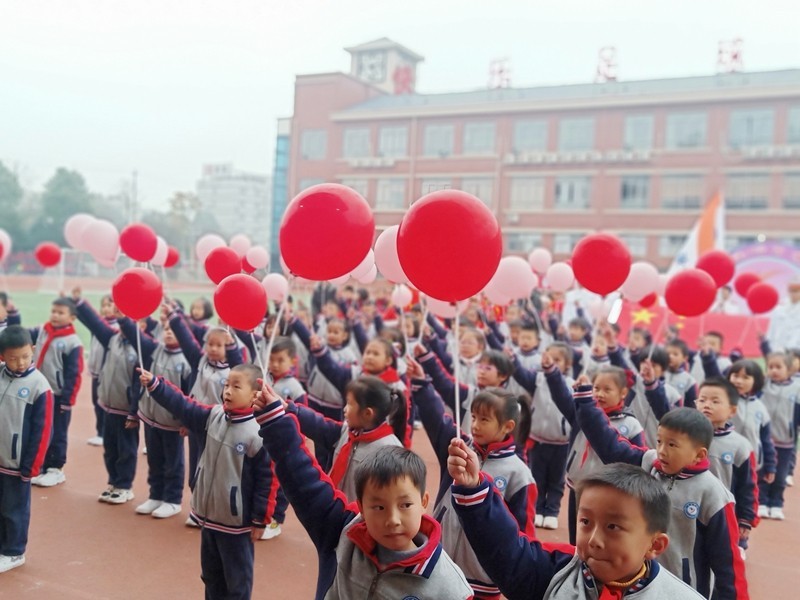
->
[[346, 376, 406, 441], [387, 387, 408, 444]]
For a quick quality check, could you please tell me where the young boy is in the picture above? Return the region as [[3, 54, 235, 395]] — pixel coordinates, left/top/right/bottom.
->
[[447, 448, 703, 600], [691, 332, 731, 384], [29, 297, 83, 487], [574, 395, 749, 598], [665, 339, 698, 409], [0, 326, 53, 573], [140, 363, 274, 599], [253, 383, 473, 600]]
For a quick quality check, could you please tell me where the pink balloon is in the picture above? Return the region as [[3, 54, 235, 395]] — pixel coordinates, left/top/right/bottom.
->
[[151, 236, 169, 267], [620, 262, 660, 302], [485, 256, 538, 301], [351, 249, 375, 280], [391, 284, 413, 308], [528, 248, 553, 275], [329, 273, 350, 286], [245, 245, 269, 270], [0, 228, 12, 262], [374, 226, 408, 283], [424, 296, 468, 319], [85, 219, 119, 264], [196, 234, 226, 263], [261, 273, 289, 303], [545, 262, 575, 293], [229, 234, 252, 258], [64, 213, 96, 251], [656, 273, 670, 297], [356, 264, 377, 285], [484, 285, 511, 306], [96, 252, 119, 269]]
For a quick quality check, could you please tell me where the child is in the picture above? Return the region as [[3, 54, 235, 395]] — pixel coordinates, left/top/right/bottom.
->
[[253, 386, 474, 600], [565, 317, 591, 379], [447, 451, 703, 600], [140, 364, 273, 599], [0, 326, 53, 573], [187, 296, 214, 345], [665, 339, 698, 409], [86, 295, 117, 447], [574, 397, 749, 598], [624, 326, 652, 371], [691, 331, 731, 384], [27, 297, 83, 487], [514, 322, 543, 371], [426, 325, 486, 388]]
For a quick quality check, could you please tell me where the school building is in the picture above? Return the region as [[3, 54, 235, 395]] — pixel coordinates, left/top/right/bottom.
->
[[271, 38, 800, 270]]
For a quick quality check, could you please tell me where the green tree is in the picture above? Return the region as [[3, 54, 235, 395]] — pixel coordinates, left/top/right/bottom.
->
[[31, 168, 92, 245], [0, 161, 25, 249]]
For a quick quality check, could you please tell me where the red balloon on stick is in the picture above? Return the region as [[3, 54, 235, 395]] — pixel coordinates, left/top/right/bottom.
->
[[214, 274, 267, 331], [34, 242, 62, 267], [665, 269, 717, 317], [119, 223, 158, 262], [204, 247, 241, 284], [397, 190, 502, 302], [571, 233, 632, 296], [734, 272, 761, 298], [241, 256, 256, 274], [746, 282, 779, 314], [279, 183, 374, 281], [164, 246, 180, 268], [696, 250, 735, 288], [638, 293, 658, 308], [112, 267, 163, 320]]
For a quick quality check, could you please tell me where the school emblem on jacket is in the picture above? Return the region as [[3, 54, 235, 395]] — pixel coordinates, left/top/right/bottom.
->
[[235, 442, 246, 455], [494, 476, 508, 491], [57, 341, 66, 350], [18, 387, 31, 399], [683, 501, 700, 519], [721, 452, 734, 465], [618, 425, 629, 435]]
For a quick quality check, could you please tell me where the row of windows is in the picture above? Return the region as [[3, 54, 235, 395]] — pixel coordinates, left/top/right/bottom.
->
[[300, 107, 800, 160]]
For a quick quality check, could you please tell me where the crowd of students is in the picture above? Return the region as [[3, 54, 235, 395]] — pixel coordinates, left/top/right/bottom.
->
[[1, 281, 798, 599]]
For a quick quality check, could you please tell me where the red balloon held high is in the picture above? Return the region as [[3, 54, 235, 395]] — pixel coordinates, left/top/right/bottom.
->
[[746, 282, 779, 314], [695, 250, 735, 288], [571, 233, 631, 296], [214, 274, 267, 331], [112, 267, 163, 320], [119, 223, 158, 263], [164, 246, 180, 268], [734, 272, 761, 298], [665, 269, 716, 317], [204, 247, 241, 284], [34, 242, 62, 267]]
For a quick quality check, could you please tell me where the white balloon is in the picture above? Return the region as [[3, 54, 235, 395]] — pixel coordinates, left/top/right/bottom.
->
[[245, 245, 270, 270], [391, 284, 414, 308], [229, 234, 252, 258], [151, 236, 169, 266], [356, 264, 377, 284], [329, 273, 350, 286], [620, 262, 660, 302], [261, 273, 289, 303], [545, 262, 575, 293], [63, 213, 96, 251], [350, 249, 375, 280], [424, 295, 468, 319], [196, 234, 226, 263], [528, 247, 553, 274]]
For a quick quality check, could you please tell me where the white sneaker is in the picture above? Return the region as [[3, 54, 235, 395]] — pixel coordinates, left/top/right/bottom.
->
[[185, 516, 200, 528], [30, 474, 45, 486], [106, 488, 134, 504], [770, 507, 785, 520], [135, 499, 163, 515], [0, 554, 25, 573], [739, 547, 747, 561], [534, 514, 544, 528], [413, 420, 423, 430], [758, 505, 770, 519], [33, 468, 66, 487], [542, 516, 559, 530], [98, 486, 114, 502], [260, 520, 282, 540], [787, 475, 795, 487], [152, 503, 181, 519], [87, 436, 103, 447]]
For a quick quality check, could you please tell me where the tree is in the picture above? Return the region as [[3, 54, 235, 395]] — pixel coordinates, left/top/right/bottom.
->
[[0, 161, 25, 249], [30, 168, 92, 246]]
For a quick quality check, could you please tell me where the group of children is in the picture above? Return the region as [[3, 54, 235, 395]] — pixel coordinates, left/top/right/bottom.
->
[[0, 281, 798, 600]]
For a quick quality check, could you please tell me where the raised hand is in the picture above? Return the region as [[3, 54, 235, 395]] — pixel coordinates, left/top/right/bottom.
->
[[405, 357, 425, 380], [640, 359, 656, 383], [137, 367, 155, 387], [447, 438, 481, 487], [540, 350, 554, 370], [309, 333, 323, 352]]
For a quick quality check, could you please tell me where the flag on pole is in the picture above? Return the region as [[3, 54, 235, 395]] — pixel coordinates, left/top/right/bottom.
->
[[667, 191, 725, 276]]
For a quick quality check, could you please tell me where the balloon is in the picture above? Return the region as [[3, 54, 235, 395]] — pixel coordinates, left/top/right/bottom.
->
[[280, 183, 374, 280], [696, 250, 735, 288], [485, 256, 538, 301], [119, 222, 158, 262], [34, 242, 62, 267], [63, 213, 96, 251], [572, 233, 631, 296], [424, 296, 468, 319], [545, 262, 575, 293], [261, 273, 289, 303], [734, 272, 761, 298], [665, 269, 716, 317], [588, 298, 610, 320], [528, 248, 553, 274], [84, 219, 119, 264], [484, 286, 511, 306], [397, 190, 502, 302], [214, 274, 267, 331], [655, 274, 669, 297], [164, 246, 180, 268], [241, 256, 256, 274], [620, 262, 660, 302], [746, 283, 779, 314], [196, 234, 226, 264], [351, 249, 375, 280], [391, 284, 413, 308], [151, 236, 169, 267], [329, 273, 351, 286], [245, 245, 269, 270], [0, 228, 12, 262], [96, 253, 119, 269], [111, 267, 163, 320], [374, 226, 408, 283], [205, 247, 242, 284], [638, 293, 658, 308], [229, 234, 252, 258], [356, 264, 377, 285]]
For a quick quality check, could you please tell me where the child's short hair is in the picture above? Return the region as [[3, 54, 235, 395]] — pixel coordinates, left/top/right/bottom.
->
[[728, 359, 765, 395], [0, 325, 33, 353], [666, 339, 690, 358], [706, 330, 724, 345], [193, 297, 214, 320], [479, 350, 514, 378], [270, 336, 296, 359], [354, 445, 426, 501], [507, 319, 525, 330], [630, 327, 653, 346], [519, 321, 540, 335], [380, 327, 406, 359], [205, 326, 229, 342], [592, 365, 628, 390], [699, 376, 740, 406], [647, 346, 669, 372], [767, 351, 793, 371], [568, 317, 590, 332], [52, 297, 77, 316], [231, 363, 261, 389], [460, 327, 485, 348], [472, 387, 532, 448], [547, 341, 573, 367], [659, 408, 713, 449], [576, 463, 670, 534]]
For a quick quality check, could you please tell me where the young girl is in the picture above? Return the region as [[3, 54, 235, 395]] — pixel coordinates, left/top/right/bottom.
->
[[187, 297, 214, 345], [759, 352, 800, 520], [86, 294, 118, 447], [408, 357, 536, 600], [428, 326, 486, 387], [285, 375, 405, 502]]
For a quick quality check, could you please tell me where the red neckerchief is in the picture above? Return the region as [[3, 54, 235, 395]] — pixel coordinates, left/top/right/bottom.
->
[[601, 402, 625, 416], [347, 512, 442, 573], [36, 323, 77, 369], [653, 457, 710, 478], [329, 422, 395, 487], [372, 366, 400, 384], [474, 436, 516, 462]]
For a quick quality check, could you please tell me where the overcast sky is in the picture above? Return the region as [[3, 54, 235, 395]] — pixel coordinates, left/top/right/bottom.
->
[[1, 0, 798, 210]]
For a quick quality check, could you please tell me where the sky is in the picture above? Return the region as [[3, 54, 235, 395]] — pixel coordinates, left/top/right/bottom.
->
[[1, 0, 798, 210]]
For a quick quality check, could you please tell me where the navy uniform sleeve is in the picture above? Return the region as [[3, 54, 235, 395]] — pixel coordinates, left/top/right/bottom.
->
[[544, 364, 573, 411], [760, 421, 777, 474], [20, 389, 54, 480], [644, 379, 670, 421], [60, 345, 84, 407], [291, 402, 345, 454], [118, 317, 158, 368], [247, 446, 273, 526], [418, 349, 468, 414], [75, 300, 116, 347], [169, 312, 203, 370], [311, 346, 353, 396], [511, 355, 538, 397], [225, 341, 243, 367], [147, 377, 212, 434], [698, 502, 749, 599], [351, 319, 369, 355], [732, 451, 758, 527], [574, 387, 646, 466], [234, 328, 260, 363]]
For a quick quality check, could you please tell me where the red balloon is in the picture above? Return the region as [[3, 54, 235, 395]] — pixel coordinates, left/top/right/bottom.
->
[[279, 183, 374, 280], [665, 269, 716, 317], [638, 293, 657, 308], [571, 233, 632, 296], [119, 223, 158, 262], [746, 282, 779, 314], [241, 256, 256, 274], [397, 190, 502, 302], [34, 242, 62, 267], [164, 246, 180, 268], [112, 267, 163, 320], [204, 247, 241, 284], [696, 250, 735, 288], [214, 274, 267, 331], [734, 272, 761, 298]]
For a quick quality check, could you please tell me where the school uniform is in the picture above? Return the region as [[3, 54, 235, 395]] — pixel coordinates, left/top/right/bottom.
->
[[665, 367, 698, 409], [632, 377, 683, 449], [87, 317, 118, 439], [759, 378, 800, 509]]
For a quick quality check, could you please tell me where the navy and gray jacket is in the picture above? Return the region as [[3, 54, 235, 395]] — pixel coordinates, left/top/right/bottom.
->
[[30, 324, 83, 407]]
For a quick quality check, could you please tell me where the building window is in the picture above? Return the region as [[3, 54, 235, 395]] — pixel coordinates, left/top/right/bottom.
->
[[378, 126, 408, 157], [554, 233, 584, 254], [788, 108, 800, 144], [300, 130, 327, 160], [342, 128, 371, 158], [423, 124, 454, 157], [665, 113, 707, 149], [661, 175, 703, 210], [463, 122, 496, 155], [506, 232, 542, 252], [624, 115, 654, 150], [419, 178, 452, 195], [340, 179, 369, 199], [728, 109, 774, 148], [620, 176, 650, 209], [461, 177, 493, 206], [725, 174, 770, 210], [784, 174, 800, 209], [725, 235, 760, 252], [375, 179, 406, 210], [558, 118, 594, 151], [619, 234, 647, 257], [659, 235, 688, 257], [509, 178, 545, 211], [513, 120, 547, 152], [298, 178, 324, 192], [554, 177, 591, 209]]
